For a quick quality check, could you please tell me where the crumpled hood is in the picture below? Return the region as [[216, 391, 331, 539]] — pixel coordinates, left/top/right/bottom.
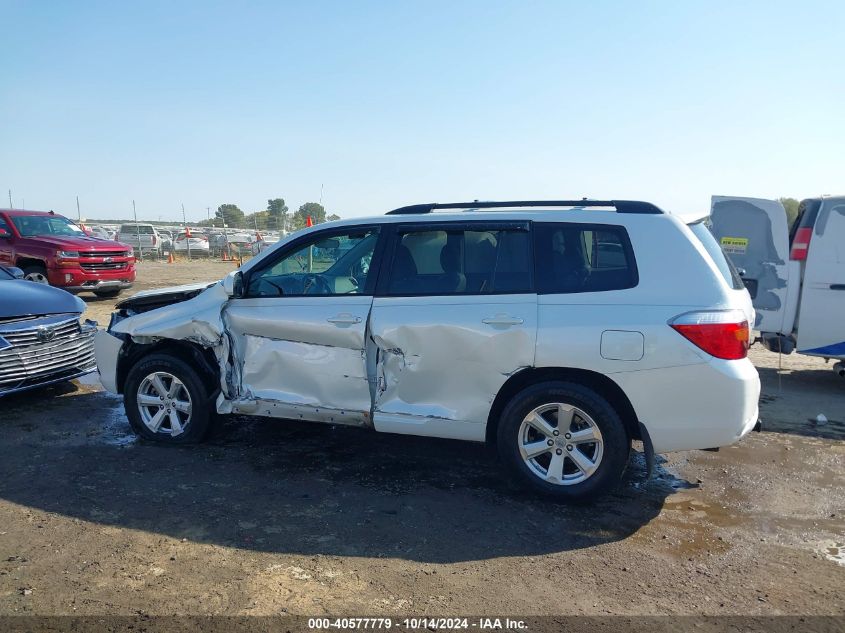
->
[[114, 281, 218, 315], [118, 282, 215, 304], [0, 280, 84, 319], [111, 282, 228, 347]]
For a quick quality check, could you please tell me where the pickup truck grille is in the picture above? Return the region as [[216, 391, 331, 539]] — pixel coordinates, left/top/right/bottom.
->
[[80, 250, 130, 258], [80, 262, 128, 271], [0, 316, 96, 392]]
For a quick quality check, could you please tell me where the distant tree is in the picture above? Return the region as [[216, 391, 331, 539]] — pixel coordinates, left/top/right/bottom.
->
[[779, 197, 800, 229], [244, 210, 271, 232], [327, 213, 341, 222], [267, 198, 289, 231], [216, 204, 245, 228], [292, 202, 326, 229]]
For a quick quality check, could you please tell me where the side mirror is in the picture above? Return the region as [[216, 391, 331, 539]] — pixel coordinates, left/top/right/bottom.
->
[[222, 270, 244, 298], [7, 266, 25, 279], [0, 228, 10, 238]]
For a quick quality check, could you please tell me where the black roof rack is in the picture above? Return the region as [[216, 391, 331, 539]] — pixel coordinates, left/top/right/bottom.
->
[[386, 199, 663, 215]]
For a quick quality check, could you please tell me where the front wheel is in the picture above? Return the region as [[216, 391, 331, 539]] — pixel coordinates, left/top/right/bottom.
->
[[22, 264, 49, 285], [124, 353, 214, 444], [94, 288, 121, 299], [497, 381, 630, 501]]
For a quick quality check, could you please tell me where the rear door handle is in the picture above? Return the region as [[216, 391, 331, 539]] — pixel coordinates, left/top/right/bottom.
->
[[830, 284, 845, 291], [327, 313, 362, 325], [482, 314, 524, 326]]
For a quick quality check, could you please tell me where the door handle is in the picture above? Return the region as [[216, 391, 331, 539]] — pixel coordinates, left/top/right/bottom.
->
[[482, 314, 524, 326], [327, 313, 362, 325], [830, 284, 845, 291]]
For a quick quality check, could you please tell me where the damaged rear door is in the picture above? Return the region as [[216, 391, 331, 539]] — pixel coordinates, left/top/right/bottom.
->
[[368, 221, 537, 441], [223, 226, 384, 425], [709, 196, 798, 334]]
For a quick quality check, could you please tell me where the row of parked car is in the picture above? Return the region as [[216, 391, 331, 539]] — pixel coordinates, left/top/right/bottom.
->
[[2, 197, 841, 501], [115, 223, 284, 258]]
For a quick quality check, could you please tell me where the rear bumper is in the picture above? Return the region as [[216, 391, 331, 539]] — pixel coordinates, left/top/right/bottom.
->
[[612, 358, 761, 453]]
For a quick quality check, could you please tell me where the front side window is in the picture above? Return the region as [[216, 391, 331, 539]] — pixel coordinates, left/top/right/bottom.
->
[[245, 229, 379, 297], [12, 215, 85, 237], [534, 223, 637, 294], [386, 227, 532, 295]]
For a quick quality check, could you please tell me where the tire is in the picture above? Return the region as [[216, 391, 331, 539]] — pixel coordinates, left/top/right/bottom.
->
[[124, 353, 214, 444], [93, 288, 121, 299], [22, 264, 49, 285], [496, 381, 630, 501]]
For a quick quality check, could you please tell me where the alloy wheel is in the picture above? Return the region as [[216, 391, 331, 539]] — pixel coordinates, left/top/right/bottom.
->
[[518, 402, 604, 485], [136, 371, 193, 436]]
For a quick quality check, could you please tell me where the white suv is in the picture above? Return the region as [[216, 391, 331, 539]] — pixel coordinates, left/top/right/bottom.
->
[[95, 200, 760, 500]]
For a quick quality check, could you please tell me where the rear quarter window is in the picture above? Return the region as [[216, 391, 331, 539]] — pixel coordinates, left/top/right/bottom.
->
[[533, 223, 638, 294], [689, 221, 745, 290]]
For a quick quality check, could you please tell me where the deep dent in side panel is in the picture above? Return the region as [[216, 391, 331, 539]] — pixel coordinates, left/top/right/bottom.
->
[[370, 321, 533, 425]]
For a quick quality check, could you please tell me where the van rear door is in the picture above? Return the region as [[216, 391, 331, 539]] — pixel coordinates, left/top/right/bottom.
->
[[793, 196, 845, 357], [709, 196, 798, 335]]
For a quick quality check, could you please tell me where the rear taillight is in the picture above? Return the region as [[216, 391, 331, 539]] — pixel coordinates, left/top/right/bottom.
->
[[790, 227, 812, 261], [670, 310, 750, 360], [152, 235, 158, 245]]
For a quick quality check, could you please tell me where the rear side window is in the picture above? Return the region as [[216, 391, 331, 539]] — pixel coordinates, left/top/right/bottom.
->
[[386, 226, 532, 295], [533, 223, 637, 294], [689, 222, 745, 290], [120, 224, 155, 234]]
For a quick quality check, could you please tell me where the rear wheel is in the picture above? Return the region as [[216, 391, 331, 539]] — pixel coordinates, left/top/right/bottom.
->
[[22, 264, 49, 285], [124, 353, 213, 444], [497, 381, 630, 501]]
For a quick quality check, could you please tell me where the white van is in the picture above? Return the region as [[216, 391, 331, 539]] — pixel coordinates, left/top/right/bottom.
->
[[709, 195, 845, 375]]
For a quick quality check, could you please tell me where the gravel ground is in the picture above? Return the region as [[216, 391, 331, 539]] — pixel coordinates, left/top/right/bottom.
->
[[0, 260, 842, 616]]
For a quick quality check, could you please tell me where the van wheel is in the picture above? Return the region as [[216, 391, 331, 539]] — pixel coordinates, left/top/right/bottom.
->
[[22, 265, 49, 285], [124, 353, 213, 444], [497, 381, 630, 501]]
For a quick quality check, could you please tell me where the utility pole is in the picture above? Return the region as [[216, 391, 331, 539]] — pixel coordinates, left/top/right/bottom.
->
[[76, 196, 81, 222], [182, 203, 191, 260], [133, 200, 142, 262], [8, 190, 12, 208], [206, 207, 210, 226]]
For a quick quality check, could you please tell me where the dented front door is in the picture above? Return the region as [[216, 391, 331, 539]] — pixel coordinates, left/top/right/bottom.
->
[[223, 227, 381, 426], [709, 196, 795, 334]]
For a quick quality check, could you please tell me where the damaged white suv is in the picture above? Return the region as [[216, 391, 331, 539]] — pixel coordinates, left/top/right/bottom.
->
[[95, 200, 761, 500]]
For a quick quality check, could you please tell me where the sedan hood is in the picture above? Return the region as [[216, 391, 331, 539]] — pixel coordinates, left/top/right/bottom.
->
[[0, 280, 84, 319]]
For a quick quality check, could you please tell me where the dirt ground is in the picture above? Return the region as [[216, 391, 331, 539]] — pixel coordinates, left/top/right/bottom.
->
[[0, 260, 843, 616]]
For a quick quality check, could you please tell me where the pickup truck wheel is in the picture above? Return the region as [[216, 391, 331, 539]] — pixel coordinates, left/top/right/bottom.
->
[[497, 381, 630, 502], [124, 353, 213, 444], [93, 288, 121, 299], [22, 265, 49, 285]]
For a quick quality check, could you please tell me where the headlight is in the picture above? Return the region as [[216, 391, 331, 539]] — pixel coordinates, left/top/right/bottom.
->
[[57, 250, 80, 259]]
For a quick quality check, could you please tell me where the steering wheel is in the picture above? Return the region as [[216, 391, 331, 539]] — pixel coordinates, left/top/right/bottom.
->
[[302, 274, 333, 295]]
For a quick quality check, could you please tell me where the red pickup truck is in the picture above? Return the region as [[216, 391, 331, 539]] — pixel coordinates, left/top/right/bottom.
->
[[0, 209, 136, 298]]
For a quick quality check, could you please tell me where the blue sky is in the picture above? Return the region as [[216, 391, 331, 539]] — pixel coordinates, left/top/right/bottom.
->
[[1, 1, 843, 222]]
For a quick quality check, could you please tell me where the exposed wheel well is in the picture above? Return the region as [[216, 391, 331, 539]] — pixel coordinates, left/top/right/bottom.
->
[[116, 339, 220, 396], [486, 367, 641, 444], [16, 257, 46, 270]]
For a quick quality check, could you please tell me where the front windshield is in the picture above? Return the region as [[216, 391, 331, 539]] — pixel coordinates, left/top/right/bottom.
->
[[12, 215, 86, 237], [0, 266, 13, 281]]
